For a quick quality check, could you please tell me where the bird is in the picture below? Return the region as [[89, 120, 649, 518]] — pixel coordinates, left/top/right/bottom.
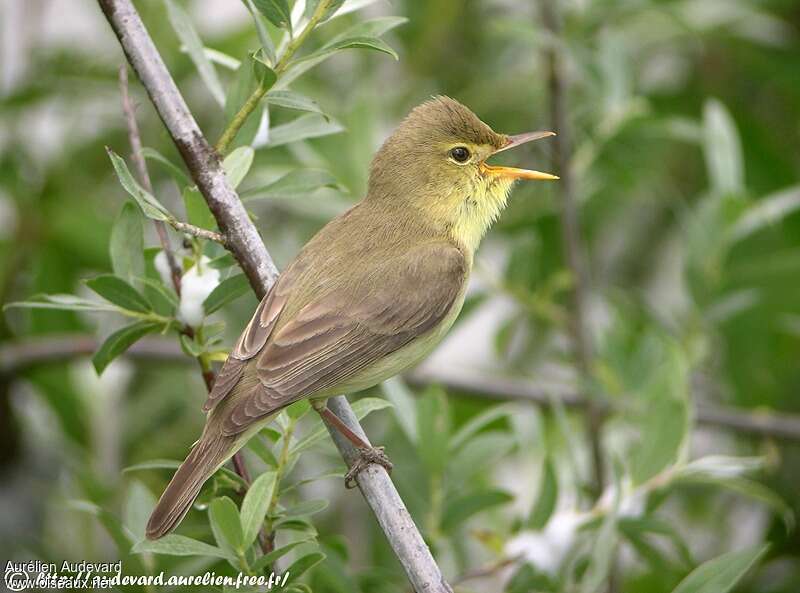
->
[[146, 96, 557, 539]]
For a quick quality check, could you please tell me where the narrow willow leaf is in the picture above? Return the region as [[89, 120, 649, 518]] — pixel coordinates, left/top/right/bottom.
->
[[266, 91, 328, 119], [671, 544, 769, 593], [417, 387, 450, 477], [93, 321, 162, 374], [303, 35, 399, 63], [203, 274, 250, 315], [222, 146, 255, 189], [85, 275, 152, 313], [67, 500, 137, 561], [110, 202, 145, 289], [703, 98, 744, 195], [240, 471, 277, 547], [141, 147, 191, 187], [261, 114, 344, 148], [449, 403, 514, 452], [209, 496, 244, 555], [281, 499, 329, 518], [381, 378, 418, 444], [730, 185, 800, 243], [251, 50, 278, 89], [284, 552, 326, 585], [133, 534, 228, 558], [329, 16, 408, 42], [243, 0, 276, 64], [202, 47, 240, 70], [107, 149, 171, 221], [253, 0, 292, 31], [183, 186, 217, 232], [124, 480, 156, 543], [164, 0, 225, 106], [252, 539, 313, 572], [3, 294, 117, 313], [242, 169, 338, 201], [528, 456, 558, 529], [441, 490, 513, 532], [224, 54, 263, 150]]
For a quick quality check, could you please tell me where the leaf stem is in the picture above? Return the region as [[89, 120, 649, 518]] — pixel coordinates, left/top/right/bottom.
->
[[262, 416, 297, 555], [213, 0, 332, 155]]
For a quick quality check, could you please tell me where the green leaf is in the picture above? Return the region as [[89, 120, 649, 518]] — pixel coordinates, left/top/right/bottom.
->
[[110, 202, 145, 289], [240, 471, 277, 548], [729, 185, 800, 243], [262, 114, 344, 148], [252, 49, 278, 89], [124, 480, 156, 542], [280, 499, 329, 518], [441, 490, 513, 532], [243, 0, 276, 64], [306, 0, 345, 23], [141, 147, 190, 187], [528, 456, 558, 529], [242, 169, 338, 201], [266, 91, 328, 119], [329, 16, 408, 42], [449, 403, 514, 452], [303, 35, 399, 64], [252, 0, 292, 31], [287, 399, 311, 420], [85, 275, 152, 313], [222, 146, 255, 189], [381, 378, 418, 444], [703, 98, 744, 195], [284, 552, 326, 585], [183, 186, 217, 232], [630, 344, 689, 484], [203, 274, 250, 315], [209, 496, 244, 555], [252, 539, 314, 572], [671, 544, 769, 593], [618, 516, 693, 567], [132, 534, 228, 558], [107, 148, 172, 221], [164, 0, 225, 106], [291, 397, 392, 455], [416, 387, 450, 476], [3, 294, 117, 313], [93, 320, 162, 374]]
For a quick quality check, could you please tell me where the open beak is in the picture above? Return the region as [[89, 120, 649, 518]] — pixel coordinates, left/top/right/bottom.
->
[[480, 130, 559, 181]]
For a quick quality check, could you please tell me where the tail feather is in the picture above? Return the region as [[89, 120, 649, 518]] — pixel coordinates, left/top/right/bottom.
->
[[146, 432, 233, 539]]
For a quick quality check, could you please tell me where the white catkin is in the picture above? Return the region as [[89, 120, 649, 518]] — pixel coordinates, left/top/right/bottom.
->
[[504, 511, 586, 574], [178, 257, 220, 327]]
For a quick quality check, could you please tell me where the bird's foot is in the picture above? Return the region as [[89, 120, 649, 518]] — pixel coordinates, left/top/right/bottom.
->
[[344, 445, 393, 489]]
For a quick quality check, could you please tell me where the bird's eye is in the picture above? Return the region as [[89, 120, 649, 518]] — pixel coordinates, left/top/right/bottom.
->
[[449, 146, 471, 163]]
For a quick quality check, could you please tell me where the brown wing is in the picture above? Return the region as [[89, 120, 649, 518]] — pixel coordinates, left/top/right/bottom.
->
[[220, 242, 468, 436], [202, 274, 291, 412]]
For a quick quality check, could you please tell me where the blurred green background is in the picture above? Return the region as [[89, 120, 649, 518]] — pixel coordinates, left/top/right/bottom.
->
[[1, 0, 799, 592]]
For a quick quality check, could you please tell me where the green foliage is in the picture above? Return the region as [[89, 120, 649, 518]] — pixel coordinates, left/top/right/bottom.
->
[[2, 0, 799, 591]]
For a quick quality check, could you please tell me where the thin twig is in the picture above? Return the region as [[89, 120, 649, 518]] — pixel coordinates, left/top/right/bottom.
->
[[540, 0, 606, 498], [167, 218, 226, 244], [4, 335, 800, 441], [214, 0, 331, 155], [119, 64, 183, 295], [97, 1, 451, 590]]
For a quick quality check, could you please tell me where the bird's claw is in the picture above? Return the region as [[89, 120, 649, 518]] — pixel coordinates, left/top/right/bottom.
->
[[344, 445, 393, 489]]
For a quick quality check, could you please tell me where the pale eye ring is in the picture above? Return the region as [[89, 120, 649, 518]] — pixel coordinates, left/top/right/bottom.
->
[[449, 146, 471, 164]]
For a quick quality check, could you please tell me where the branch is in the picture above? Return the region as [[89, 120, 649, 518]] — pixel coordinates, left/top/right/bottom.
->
[[97, 1, 451, 590], [4, 335, 800, 441], [409, 366, 800, 442], [167, 218, 226, 244], [119, 64, 183, 295], [540, 0, 606, 496]]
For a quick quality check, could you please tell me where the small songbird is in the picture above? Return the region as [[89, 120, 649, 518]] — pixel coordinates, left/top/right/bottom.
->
[[146, 96, 557, 539]]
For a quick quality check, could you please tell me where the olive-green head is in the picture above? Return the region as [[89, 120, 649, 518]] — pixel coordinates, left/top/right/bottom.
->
[[367, 96, 557, 251]]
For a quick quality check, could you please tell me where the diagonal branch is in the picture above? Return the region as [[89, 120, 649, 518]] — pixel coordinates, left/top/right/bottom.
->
[[97, 1, 451, 591]]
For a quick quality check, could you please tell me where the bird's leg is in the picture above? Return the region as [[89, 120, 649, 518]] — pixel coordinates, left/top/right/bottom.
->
[[311, 400, 393, 488]]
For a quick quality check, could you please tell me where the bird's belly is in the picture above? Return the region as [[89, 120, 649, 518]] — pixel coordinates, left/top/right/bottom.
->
[[315, 289, 466, 397]]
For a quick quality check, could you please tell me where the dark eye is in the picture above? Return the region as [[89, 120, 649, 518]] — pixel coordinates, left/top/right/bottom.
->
[[449, 146, 471, 163]]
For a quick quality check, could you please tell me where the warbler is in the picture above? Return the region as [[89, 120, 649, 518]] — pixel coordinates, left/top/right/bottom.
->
[[146, 96, 557, 539]]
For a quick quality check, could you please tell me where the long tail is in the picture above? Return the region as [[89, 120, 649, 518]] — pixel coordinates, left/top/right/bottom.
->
[[146, 430, 234, 539]]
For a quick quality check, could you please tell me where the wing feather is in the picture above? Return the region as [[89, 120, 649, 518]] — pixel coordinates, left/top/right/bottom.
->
[[219, 243, 467, 435]]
